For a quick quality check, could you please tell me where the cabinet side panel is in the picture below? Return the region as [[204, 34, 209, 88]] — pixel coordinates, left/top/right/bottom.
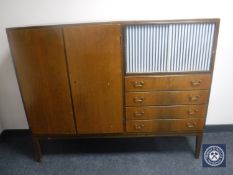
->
[[64, 24, 123, 134], [7, 27, 76, 135]]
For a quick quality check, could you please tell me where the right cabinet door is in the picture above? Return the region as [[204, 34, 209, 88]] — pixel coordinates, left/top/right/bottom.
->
[[64, 24, 123, 134]]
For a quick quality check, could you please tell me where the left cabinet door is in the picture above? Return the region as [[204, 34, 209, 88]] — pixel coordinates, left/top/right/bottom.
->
[[7, 27, 76, 135]]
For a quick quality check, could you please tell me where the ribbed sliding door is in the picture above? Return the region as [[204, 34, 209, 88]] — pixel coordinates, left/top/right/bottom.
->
[[125, 22, 217, 73]]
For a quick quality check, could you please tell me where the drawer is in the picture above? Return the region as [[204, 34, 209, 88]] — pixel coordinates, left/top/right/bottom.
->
[[125, 105, 207, 120], [126, 119, 205, 133], [125, 90, 209, 106], [125, 74, 211, 92]]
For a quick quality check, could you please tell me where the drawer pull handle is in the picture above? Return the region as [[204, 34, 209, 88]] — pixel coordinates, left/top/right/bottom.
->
[[133, 81, 144, 88], [134, 124, 145, 130], [188, 109, 199, 115], [133, 97, 144, 103], [191, 80, 202, 87], [186, 122, 197, 128], [134, 111, 145, 117], [189, 95, 200, 101]]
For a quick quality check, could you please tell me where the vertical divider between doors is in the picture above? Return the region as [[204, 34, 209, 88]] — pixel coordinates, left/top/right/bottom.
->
[[121, 24, 127, 133], [61, 27, 78, 134]]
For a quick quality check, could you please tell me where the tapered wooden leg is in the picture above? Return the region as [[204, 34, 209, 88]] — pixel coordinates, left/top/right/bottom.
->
[[195, 133, 203, 158], [32, 136, 42, 162]]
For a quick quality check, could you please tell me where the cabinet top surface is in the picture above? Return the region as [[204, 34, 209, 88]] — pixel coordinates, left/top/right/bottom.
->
[[6, 18, 220, 31]]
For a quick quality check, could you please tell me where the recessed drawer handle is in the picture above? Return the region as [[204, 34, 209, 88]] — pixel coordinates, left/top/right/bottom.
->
[[134, 124, 145, 130], [133, 97, 144, 103], [133, 81, 144, 88], [189, 95, 200, 101], [186, 122, 197, 128], [188, 109, 199, 115], [134, 111, 145, 117], [191, 80, 202, 86]]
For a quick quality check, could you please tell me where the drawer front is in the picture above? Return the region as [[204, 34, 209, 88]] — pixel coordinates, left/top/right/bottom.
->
[[125, 74, 211, 92], [126, 105, 207, 120], [126, 119, 205, 133], [125, 90, 209, 106]]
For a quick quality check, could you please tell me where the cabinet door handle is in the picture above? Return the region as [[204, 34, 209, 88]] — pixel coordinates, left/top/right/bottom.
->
[[186, 122, 197, 128], [134, 124, 145, 130], [133, 81, 144, 88], [188, 109, 199, 115], [134, 111, 145, 118], [189, 95, 200, 101], [133, 97, 144, 103], [191, 80, 202, 87]]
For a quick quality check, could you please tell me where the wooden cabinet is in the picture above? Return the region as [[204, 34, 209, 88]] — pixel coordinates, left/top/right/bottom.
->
[[6, 19, 220, 161]]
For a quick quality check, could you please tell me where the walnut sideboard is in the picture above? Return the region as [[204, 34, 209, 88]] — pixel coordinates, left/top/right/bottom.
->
[[7, 19, 220, 161]]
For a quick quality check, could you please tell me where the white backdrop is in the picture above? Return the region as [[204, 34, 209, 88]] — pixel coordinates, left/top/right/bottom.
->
[[0, 0, 233, 133]]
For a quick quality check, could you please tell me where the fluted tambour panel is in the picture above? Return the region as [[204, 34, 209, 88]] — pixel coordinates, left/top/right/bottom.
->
[[125, 23, 215, 73]]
